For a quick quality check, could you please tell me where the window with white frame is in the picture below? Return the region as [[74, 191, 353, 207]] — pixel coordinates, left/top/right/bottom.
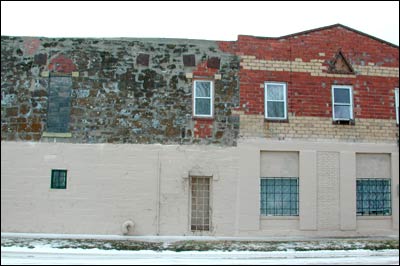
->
[[265, 82, 287, 120], [332, 85, 353, 120], [395, 88, 399, 125], [193, 80, 213, 117]]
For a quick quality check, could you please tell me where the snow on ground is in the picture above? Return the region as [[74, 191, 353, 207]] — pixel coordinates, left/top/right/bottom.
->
[[2, 246, 399, 265], [1, 233, 399, 265]]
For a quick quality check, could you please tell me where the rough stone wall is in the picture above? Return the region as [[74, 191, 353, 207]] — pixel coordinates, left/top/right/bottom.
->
[[1, 36, 240, 145]]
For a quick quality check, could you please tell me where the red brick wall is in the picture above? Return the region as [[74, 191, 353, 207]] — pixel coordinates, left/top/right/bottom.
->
[[219, 25, 399, 120]]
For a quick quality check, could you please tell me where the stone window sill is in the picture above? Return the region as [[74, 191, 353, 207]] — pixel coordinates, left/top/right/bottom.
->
[[42, 132, 72, 138], [356, 216, 392, 220]]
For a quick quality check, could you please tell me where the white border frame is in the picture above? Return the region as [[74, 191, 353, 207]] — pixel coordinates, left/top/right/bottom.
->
[[395, 88, 399, 125], [193, 80, 214, 118], [332, 85, 354, 121], [264, 82, 287, 120]]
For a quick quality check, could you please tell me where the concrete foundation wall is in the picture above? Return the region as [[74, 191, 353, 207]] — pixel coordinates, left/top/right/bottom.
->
[[1, 141, 239, 236], [1, 140, 398, 236]]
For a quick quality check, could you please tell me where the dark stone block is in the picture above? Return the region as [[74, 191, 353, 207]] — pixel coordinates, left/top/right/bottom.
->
[[183, 54, 195, 67], [6, 107, 18, 117], [34, 53, 47, 65], [207, 57, 220, 69], [137, 53, 150, 66]]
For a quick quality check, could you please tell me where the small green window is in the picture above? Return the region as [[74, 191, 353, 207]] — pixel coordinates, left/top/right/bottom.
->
[[51, 169, 67, 189]]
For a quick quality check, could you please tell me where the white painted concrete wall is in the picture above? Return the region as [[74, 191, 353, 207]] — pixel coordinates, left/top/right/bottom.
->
[[1, 140, 398, 237]]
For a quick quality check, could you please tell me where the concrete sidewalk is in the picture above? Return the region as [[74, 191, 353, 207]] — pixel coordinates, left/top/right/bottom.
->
[[2, 232, 399, 242]]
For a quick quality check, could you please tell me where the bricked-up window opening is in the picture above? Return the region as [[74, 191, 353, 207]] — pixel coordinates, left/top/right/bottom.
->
[[260, 178, 299, 216], [395, 88, 399, 125], [191, 177, 210, 231], [264, 82, 287, 120], [332, 85, 353, 121], [356, 179, 391, 216], [193, 80, 213, 117], [47, 75, 72, 133], [51, 169, 67, 189], [183, 54, 196, 67]]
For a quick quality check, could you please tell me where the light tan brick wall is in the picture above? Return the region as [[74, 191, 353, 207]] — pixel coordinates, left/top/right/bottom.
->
[[238, 113, 398, 143], [240, 56, 399, 78], [317, 151, 340, 230]]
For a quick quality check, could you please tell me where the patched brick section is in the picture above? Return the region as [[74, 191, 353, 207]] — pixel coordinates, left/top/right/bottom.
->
[[240, 56, 398, 78], [193, 61, 219, 77], [354, 65, 399, 77], [48, 55, 77, 73], [191, 56, 240, 143], [23, 38, 41, 55], [239, 114, 398, 142], [317, 151, 340, 230], [238, 113, 264, 137], [194, 119, 213, 138]]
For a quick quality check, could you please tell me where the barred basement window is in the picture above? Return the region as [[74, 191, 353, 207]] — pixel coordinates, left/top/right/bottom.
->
[[260, 177, 299, 216], [51, 169, 67, 189], [356, 178, 391, 216], [191, 177, 210, 231]]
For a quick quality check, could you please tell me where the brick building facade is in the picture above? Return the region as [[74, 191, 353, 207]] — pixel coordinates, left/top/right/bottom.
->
[[1, 24, 398, 236]]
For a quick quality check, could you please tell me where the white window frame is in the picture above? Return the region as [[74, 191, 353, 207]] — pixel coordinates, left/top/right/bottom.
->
[[264, 82, 287, 120], [395, 88, 399, 125], [193, 80, 213, 118], [332, 85, 353, 121]]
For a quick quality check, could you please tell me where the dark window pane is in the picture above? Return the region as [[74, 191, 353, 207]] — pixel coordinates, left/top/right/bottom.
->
[[195, 98, 211, 115], [334, 105, 351, 119], [334, 88, 350, 103], [51, 169, 67, 189], [267, 102, 285, 118]]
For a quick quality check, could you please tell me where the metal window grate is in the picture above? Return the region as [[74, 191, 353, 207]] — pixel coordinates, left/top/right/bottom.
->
[[191, 177, 210, 231], [260, 177, 299, 216], [51, 169, 67, 189], [356, 178, 391, 216]]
